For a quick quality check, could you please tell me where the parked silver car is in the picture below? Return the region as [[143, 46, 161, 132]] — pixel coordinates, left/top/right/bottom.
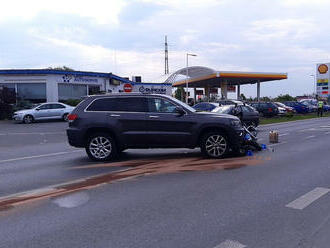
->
[[13, 102, 75, 124]]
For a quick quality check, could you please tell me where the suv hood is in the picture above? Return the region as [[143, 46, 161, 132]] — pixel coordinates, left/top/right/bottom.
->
[[194, 111, 240, 120]]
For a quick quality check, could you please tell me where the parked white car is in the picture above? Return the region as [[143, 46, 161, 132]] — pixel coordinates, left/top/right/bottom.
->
[[13, 102, 75, 124]]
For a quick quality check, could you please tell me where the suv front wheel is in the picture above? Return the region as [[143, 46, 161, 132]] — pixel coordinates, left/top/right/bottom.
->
[[201, 131, 228, 158], [86, 133, 117, 161]]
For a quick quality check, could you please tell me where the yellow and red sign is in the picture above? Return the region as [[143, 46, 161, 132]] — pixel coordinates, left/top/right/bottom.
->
[[318, 64, 328, 74]]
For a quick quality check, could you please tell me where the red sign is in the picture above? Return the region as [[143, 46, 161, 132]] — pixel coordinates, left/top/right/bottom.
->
[[318, 64, 328, 74], [196, 90, 204, 95], [123, 83, 133, 93], [227, 86, 236, 92], [210, 88, 218, 94]]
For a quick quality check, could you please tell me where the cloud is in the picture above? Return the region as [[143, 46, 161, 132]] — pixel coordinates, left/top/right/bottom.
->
[[0, 0, 126, 25], [245, 18, 316, 42], [281, 0, 329, 6], [1, 0, 330, 98]]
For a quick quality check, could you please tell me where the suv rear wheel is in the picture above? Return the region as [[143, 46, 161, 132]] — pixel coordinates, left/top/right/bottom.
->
[[85, 133, 117, 161], [200, 131, 228, 158]]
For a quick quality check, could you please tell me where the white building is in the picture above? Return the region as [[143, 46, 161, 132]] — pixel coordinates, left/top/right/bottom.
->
[[0, 69, 172, 103]]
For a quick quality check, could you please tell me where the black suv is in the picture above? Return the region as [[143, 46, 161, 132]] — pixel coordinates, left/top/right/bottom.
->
[[67, 94, 244, 161]]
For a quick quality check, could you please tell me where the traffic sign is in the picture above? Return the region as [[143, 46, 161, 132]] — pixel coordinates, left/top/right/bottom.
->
[[123, 83, 133, 93]]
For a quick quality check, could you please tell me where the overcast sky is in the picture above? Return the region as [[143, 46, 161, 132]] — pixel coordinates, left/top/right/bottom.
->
[[1, 0, 330, 97]]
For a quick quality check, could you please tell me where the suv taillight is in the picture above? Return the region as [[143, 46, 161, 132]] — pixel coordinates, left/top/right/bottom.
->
[[268, 108, 273, 112], [68, 114, 78, 122]]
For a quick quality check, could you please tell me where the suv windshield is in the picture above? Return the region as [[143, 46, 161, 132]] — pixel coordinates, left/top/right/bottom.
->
[[166, 96, 196, 112]]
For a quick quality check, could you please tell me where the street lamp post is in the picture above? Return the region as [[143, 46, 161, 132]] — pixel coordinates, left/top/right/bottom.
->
[[186, 53, 197, 103], [310, 74, 316, 96]]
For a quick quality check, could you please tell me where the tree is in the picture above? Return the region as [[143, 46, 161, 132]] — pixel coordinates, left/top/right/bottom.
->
[[240, 93, 247, 100], [174, 87, 185, 102], [274, 94, 296, 102], [0, 86, 15, 120]]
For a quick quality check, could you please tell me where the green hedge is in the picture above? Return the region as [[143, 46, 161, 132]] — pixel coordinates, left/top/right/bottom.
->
[[60, 99, 83, 106]]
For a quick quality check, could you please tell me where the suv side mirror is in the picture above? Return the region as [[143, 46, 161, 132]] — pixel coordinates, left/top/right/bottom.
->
[[175, 107, 185, 116], [36, 107, 41, 111]]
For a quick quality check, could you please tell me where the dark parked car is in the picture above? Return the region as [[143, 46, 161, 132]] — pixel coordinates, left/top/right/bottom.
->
[[283, 101, 309, 114], [192, 102, 219, 111], [250, 102, 279, 117], [212, 104, 260, 127], [67, 94, 244, 161]]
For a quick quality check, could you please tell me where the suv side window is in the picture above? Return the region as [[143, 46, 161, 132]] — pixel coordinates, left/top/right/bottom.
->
[[148, 98, 177, 113], [87, 97, 147, 112], [241, 106, 253, 112]]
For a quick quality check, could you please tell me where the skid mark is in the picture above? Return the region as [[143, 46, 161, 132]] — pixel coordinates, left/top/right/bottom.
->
[[0, 156, 266, 211]]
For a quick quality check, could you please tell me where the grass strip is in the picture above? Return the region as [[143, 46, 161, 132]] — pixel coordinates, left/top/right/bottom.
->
[[260, 113, 330, 125]]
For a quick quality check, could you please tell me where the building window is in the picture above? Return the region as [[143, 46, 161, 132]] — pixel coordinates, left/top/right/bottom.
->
[[88, 85, 101, 95], [0, 84, 16, 104], [17, 83, 46, 102], [58, 84, 87, 100]]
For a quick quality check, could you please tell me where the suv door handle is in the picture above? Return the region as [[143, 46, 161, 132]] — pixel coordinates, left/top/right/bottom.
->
[[149, 115, 159, 118], [110, 114, 121, 117]]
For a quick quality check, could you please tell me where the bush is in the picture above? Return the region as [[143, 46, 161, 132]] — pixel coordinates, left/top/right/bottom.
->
[[0, 103, 13, 120], [60, 99, 82, 106]]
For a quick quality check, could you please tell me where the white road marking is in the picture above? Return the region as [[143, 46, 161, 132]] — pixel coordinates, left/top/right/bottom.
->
[[0, 150, 83, 164], [214, 240, 246, 248], [0, 168, 131, 202], [279, 133, 289, 136], [286, 187, 330, 210], [0, 132, 64, 135], [267, 141, 288, 147], [298, 128, 316, 132], [304, 135, 316, 139], [320, 125, 330, 128]]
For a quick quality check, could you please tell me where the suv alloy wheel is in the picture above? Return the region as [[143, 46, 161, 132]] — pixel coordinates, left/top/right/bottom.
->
[[86, 133, 117, 161], [201, 131, 228, 158]]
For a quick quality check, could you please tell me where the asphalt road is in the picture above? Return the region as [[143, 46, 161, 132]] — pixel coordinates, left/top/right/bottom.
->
[[0, 117, 330, 248]]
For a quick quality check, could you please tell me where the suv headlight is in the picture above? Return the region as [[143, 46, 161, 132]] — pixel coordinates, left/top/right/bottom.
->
[[230, 119, 242, 128]]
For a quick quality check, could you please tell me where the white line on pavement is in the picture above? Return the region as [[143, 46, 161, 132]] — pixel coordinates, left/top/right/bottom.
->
[[267, 141, 288, 147], [0, 168, 131, 201], [0, 150, 83, 163], [0, 132, 65, 135], [214, 240, 246, 248], [279, 133, 289, 136], [298, 128, 316, 132], [305, 135, 316, 139], [286, 187, 330, 210]]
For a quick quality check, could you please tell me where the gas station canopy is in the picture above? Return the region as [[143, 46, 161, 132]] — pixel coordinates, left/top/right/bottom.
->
[[165, 66, 287, 100], [166, 66, 287, 87]]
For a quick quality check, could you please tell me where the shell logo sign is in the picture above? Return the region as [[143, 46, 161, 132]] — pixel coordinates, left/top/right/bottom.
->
[[318, 64, 328, 74]]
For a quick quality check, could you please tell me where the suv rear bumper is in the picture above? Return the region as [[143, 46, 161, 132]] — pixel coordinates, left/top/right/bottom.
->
[[67, 128, 85, 148]]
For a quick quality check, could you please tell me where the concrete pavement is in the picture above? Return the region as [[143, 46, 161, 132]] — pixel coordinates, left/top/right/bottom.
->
[[0, 118, 330, 247]]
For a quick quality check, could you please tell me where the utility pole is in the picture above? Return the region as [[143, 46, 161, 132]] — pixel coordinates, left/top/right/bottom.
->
[[165, 36, 169, 75]]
